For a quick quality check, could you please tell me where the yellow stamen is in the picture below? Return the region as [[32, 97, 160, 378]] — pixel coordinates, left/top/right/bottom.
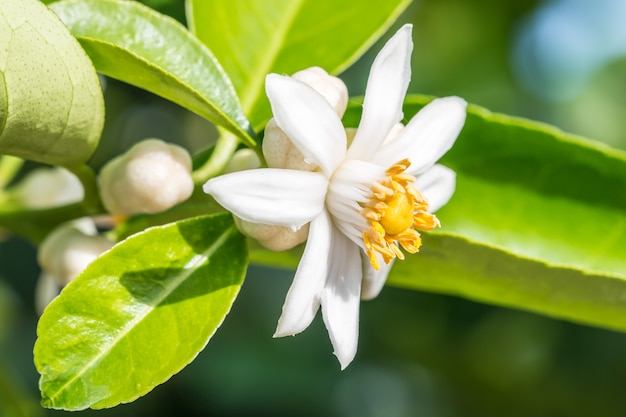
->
[[362, 158, 440, 270]]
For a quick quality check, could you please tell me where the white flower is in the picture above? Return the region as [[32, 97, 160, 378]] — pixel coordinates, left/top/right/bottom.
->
[[203, 24, 467, 369], [98, 138, 194, 215]]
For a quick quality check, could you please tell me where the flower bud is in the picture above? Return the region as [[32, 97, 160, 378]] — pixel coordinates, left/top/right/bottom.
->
[[98, 139, 194, 215], [263, 67, 348, 170], [38, 219, 114, 287], [234, 217, 309, 252], [292, 66, 348, 117], [35, 272, 60, 314], [224, 148, 261, 173], [16, 167, 83, 209], [262, 118, 318, 171]]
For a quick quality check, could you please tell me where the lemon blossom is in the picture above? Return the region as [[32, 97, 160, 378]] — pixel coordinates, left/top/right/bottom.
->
[[234, 67, 348, 252], [203, 24, 467, 368]]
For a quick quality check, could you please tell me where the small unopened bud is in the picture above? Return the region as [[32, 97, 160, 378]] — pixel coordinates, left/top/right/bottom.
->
[[98, 139, 194, 215], [263, 119, 318, 171], [235, 217, 309, 252], [292, 66, 348, 117], [224, 148, 262, 173], [263, 67, 348, 170], [35, 272, 60, 314], [16, 167, 83, 209], [38, 219, 114, 287]]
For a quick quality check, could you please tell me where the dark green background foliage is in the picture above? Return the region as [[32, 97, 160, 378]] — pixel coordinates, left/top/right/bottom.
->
[[3, 0, 626, 416]]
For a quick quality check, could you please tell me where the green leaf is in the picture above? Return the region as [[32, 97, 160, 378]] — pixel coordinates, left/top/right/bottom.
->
[[0, 0, 103, 166], [390, 233, 626, 334], [50, 0, 256, 147], [34, 213, 248, 410], [186, 0, 412, 128], [347, 95, 626, 331]]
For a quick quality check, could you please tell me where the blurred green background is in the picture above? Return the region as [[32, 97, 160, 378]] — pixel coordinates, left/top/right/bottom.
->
[[3, 0, 626, 416]]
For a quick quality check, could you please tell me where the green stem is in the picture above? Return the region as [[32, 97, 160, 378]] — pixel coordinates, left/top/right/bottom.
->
[[67, 164, 104, 215], [0, 155, 24, 189], [192, 130, 240, 184]]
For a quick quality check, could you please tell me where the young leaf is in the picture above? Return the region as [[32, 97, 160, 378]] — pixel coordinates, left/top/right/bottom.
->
[[0, 0, 103, 166], [185, 0, 412, 128], [50, 0, 256, 148], [34, 213, 248, 410]]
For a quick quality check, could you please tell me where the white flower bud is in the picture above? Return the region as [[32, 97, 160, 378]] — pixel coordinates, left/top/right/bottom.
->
[[38, 219, 114, 287], [224, 148, 261, 173], [263, 67, 348, 170], [234, 217, 309, 252], [98, 139, 194, 215], [35, 272, 60, 314], [292, 66, 348, 117], [16, 167, 83, 209], [263, 118, 318, 171]]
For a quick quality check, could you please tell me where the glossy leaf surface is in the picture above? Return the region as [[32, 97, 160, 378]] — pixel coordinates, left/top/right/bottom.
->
[[35, 214, 247, 410], [186, 0, 412, 127], [51, 0, 255, 147]]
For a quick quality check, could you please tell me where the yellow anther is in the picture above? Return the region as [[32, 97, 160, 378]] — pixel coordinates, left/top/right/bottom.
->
[[361, 159, 440, 270]]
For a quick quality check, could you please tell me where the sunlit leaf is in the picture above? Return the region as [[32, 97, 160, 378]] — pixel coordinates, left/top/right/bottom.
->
[[51, 0, 256, 147], [35, 213, 248, 410], [186, 0, 412, 128], [386, 96, 626, 277], [0, 0, 103, 166]]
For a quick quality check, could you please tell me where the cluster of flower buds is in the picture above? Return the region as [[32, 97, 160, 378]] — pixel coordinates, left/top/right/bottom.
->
[[35, 138, 195, 311], [238, 67, 348, 251], [98, 138, 194, 216]]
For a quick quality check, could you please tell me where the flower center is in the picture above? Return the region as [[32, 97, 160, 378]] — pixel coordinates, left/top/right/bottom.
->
[[361, 159, 440, 270], [379, 193, 414, 235]]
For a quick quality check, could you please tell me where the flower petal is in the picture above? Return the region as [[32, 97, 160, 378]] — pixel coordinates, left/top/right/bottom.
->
[[415, 164, 456, 212], [266, 74, 346, 176], [347, 24, 413, 161], [274, 210, 332, 337], [361, 256, 394, 300], [321, 229, 363, 369], [371, 96, 467, 175], [203, 169, 327, 230]]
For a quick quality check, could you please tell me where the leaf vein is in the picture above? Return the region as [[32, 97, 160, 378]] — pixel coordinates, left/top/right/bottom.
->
[[46, 224, 238, 404]]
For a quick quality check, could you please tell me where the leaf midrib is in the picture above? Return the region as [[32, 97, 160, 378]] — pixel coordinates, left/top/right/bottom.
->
[[46, 224, 237, 405]]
